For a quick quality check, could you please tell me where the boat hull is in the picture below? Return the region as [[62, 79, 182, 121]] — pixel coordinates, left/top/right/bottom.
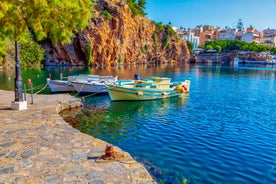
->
[[106, 85, 185, 101], [47, 79, 75, 93], [72, 81, 107, 94]]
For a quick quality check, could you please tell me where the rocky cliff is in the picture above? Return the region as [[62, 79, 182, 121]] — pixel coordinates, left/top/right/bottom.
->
[[44, 0, 190, 66]]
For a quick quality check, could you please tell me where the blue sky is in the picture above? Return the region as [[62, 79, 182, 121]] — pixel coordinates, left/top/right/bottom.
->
[[145, 0, 276, 31]]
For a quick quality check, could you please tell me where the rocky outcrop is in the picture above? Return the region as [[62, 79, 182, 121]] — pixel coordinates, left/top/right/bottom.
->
[[44, 0, 190, 66]]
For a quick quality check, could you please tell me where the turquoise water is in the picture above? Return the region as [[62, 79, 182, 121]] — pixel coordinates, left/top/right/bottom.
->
[[74, 64, 276, 184], [1, 64, 276, 183]]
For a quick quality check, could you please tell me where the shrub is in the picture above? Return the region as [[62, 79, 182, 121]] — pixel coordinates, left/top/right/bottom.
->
[[141, 45, 145, 53], [162, 38, 169, 49], [85, 44, 92, 65], [101, 10, 111, 19], [144, 44, 149, 52], [127, 0, 146, 16], [142, 44, 149, 53], [19, 38, 45, 67], [117, 58, 122, 63]]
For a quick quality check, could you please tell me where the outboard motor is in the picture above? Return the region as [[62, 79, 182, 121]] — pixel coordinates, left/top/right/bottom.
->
[[134, 74, 141, 80]]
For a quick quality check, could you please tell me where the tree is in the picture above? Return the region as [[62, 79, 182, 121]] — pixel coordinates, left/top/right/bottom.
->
[[19, 36, 45, 67], [0, 0, 94, 44], [138, 0, 146, 15], [186, 40, 194, 53], [0, 0, 94, 104], [214, 45, 222, 53], [205, 45, 213, 51], [127, 0, 146, 16]]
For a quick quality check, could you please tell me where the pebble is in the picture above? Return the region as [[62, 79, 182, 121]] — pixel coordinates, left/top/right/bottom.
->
[[21, 150, 35, 158]]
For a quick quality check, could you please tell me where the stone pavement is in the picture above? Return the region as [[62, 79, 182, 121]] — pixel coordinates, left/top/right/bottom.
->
[[0, 90, 156, 184]]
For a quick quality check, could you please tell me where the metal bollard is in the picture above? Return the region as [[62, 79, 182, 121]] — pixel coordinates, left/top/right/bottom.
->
[[24, 84, 27, 101], [30, 82, 34, 104]]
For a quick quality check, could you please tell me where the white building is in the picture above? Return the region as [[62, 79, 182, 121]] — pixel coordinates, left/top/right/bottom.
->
[[260, 36, 276, 47], [263, 28, 276, 37], [241, 32, 261, 43], [218, 28, 237, 40], [184, 30, 200, 49]]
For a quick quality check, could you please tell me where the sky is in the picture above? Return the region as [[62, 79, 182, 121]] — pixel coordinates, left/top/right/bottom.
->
[[145, 0, 276, 31]]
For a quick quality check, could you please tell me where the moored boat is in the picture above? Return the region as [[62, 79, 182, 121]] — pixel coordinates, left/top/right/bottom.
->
[[47, 78, 75, 93], [47, 74, 117, 93], [105, 77, 190, 101], [72, 75, 117, 95]]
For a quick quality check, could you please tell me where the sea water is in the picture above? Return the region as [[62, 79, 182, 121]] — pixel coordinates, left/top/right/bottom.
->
[[1, 63, 276, 183], [71, 64, 276, 184]]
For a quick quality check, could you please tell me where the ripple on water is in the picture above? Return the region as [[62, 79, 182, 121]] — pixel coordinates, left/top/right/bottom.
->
[[68, 65, 276, 184]]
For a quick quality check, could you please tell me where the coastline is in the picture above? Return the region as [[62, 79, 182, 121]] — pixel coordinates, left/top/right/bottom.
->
[[0, 90, 155, 183]]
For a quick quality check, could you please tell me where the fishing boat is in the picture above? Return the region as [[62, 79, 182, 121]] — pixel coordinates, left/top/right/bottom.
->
[[105, 77, 190, 101], [47, 74, 117, 93], [47, 78, 75, 93], [71, 75, 117, 95]]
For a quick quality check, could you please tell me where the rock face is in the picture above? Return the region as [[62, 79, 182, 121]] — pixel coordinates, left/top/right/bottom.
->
[[44, 0, 190, 66]]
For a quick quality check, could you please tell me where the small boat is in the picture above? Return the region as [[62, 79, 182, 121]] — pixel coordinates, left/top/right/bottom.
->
[[71, 75, 117, 95], [47, 74, 117, 93], [47, 78, 75, 93], [105, 76, 190, 101]]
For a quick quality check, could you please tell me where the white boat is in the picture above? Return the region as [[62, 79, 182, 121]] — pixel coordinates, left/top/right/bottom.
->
[[47, 78, 75, 93], [47, 74, 117, 93], [71, 75, 117, 95], [105, 77, 190, 101]]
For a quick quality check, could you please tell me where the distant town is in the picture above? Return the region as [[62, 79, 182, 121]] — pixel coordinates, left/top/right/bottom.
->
[[173, 19, 275, 50]]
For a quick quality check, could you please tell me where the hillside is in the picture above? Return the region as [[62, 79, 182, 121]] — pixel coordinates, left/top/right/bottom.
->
[[44, 0, 190, 66]]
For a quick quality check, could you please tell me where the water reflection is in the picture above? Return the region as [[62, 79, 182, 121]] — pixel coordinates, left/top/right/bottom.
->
[[109, 95, 189, 114], [74, 95, 189, 145]]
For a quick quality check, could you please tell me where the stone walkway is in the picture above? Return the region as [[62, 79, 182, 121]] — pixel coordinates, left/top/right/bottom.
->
[[0, 90, 156, 184]]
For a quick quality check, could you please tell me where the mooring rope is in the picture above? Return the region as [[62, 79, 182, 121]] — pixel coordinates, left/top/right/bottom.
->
[[25, 82, 47, 92], [81, 91, 101, 99], [73, 82, 85, 97], [35, 80, 50, 94]]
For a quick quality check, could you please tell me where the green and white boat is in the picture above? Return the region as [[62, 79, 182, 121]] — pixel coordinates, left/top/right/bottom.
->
[[105, 77, 190, 101]]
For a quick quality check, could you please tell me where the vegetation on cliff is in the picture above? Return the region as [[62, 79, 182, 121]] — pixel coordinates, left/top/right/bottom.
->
[[127, 0, 146, 16]]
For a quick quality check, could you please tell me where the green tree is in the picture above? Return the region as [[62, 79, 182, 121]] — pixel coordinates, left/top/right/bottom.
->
[[0, 38, 7, 65], [19, 36, 44, 67], [205, 45, 213, 51], [198, 45, 204, 49], [0, 0, 94, 45], [186, 40, 194, 53], [204, 40, 275, 53], [127, 0, 146, 16], [214, 45, 222, 53], [162, 37, 169, 49], [85, 44, 92, 65], [0, 0, 94, 102], [101, 9, 111, 19], [152, 21, 165, 32], [153, 32, 158, 54], [138, 0, 146, 15]]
